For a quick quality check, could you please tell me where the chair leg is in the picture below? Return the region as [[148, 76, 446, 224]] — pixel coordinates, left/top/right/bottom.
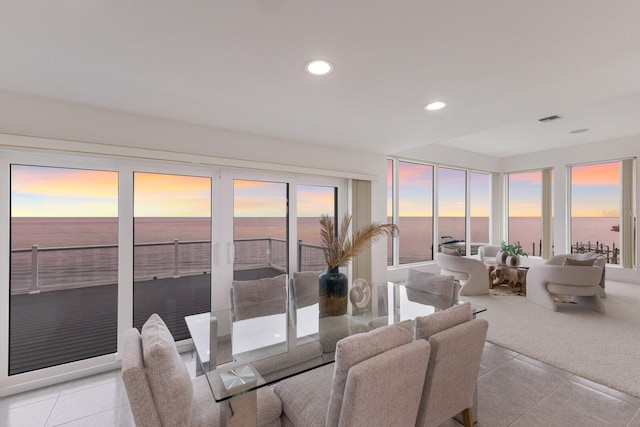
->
[[462, 408, 473, 427]]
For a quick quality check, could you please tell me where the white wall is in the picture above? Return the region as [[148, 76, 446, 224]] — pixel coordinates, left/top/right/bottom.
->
[[0, 90, 396, 285]]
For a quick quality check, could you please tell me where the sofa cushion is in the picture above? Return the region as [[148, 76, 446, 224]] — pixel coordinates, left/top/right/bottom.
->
[[414, 302, 473, 340], [141, 313, 193, 427], [563, 257, 595, 266], [273, 363, 334, 427], [326, 323, 413, 426], [441, 246, 461, 256]]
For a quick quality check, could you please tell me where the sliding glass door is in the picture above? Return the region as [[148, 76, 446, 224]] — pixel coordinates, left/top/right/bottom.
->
[[133, 172, 212, 340], [9, 165, 119, 375]]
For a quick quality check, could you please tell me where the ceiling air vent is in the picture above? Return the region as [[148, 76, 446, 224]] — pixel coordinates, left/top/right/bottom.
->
[[538, 115, 562, 123]]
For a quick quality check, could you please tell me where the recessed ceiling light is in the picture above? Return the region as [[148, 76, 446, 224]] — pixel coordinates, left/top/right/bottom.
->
[[424, 101, 447, 111], [305, 60, 333, 75], [569, 128, 589, 134]]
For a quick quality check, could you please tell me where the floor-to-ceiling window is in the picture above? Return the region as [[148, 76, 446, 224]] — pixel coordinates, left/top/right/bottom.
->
[[398, 161, 434, 264], [10, 165, 118, 375], [508, 171, 543, 256], [133, 172, 211, 340], [2, 149, 346, 391], [297, 185, 336, 272], [438, 167, 467, 255], [233, 180, 288, 280], [470, 172, 491, 248], [387, 158, 492, 266], [570, 159, 637, 267]]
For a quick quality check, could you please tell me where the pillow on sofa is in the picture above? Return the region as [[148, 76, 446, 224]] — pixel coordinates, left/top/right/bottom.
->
[[141, 313, 193, 427], [441, 247, 461, 256], [563, 258, 595, 266]]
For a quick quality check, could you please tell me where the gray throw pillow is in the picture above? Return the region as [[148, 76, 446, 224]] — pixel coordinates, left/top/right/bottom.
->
[[563, 258, 595, 266]]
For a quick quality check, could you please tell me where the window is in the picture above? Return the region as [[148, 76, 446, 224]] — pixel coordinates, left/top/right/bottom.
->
[[470, 172, 491, 249], [570, 159, 636, 267], [438, 167, 466, 255], [10, 165, 118, 375], [398, 161, 433, 264], [297, 185, 336, 272], [133, 172, 212, 340], [387, 159, 491, 266], [233, 180, 288, 279], [508, 171, 543, 256]]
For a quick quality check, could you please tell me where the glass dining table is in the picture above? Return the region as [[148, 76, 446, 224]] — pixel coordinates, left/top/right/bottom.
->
[[185, 281, 486, 425]]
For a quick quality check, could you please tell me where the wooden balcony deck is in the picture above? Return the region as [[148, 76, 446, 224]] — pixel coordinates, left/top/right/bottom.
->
[[9, 267, 283, 375]]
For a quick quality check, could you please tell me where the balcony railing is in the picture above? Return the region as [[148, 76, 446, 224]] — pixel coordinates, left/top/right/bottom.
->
[[10, 238, 326, 295]]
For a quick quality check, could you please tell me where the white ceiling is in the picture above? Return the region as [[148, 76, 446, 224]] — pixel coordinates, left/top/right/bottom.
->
[[1, 1, 640, 158]]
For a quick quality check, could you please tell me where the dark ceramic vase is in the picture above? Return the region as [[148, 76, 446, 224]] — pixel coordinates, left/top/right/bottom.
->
[[318, 267, 348, 317]]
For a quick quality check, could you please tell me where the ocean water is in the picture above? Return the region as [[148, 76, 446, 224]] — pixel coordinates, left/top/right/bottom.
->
[[10, 216, 623, 293]]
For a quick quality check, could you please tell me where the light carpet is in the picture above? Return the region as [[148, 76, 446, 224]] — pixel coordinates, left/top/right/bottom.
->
[[464, 280, 640, 398]]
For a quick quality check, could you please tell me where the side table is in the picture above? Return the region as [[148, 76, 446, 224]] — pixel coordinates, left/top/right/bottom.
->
[[489, 265, 529, 295]]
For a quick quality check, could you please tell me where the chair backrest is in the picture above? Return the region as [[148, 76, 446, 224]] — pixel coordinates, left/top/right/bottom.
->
[[435, 253, 490, 296], [478, 245, 500, 262], [291, 271, 320, 308], [229, 274, 287, 320], [122, 313, 194, 427], [405, 268, 459, 306], [414, 303, 489, 427], [326, 322, 413, 427], [122, 328, 163, 427], [338, 340, 431, 427]]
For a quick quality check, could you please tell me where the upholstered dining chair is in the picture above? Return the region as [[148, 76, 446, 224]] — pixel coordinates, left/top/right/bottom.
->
[[229, 274, 288, 321], [526, 253, 606, 313], [405, 268, 460, 307], [414, 303, 489, 427], [435, 252, 490, 296], [273, 322, 430, 427], [121, 313, 282, 427]]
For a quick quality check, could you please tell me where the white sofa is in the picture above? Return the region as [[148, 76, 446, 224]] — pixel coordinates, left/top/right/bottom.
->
[[435, 253, 490, 296], [526, 253, 606, 313]]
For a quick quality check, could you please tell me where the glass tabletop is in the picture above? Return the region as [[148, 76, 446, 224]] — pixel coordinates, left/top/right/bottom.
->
[[185, 281, 486, 402]]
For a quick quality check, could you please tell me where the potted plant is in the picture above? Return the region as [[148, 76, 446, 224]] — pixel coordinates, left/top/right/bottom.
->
[[498, 241, 528, 267], [319, 213, 398, 316]]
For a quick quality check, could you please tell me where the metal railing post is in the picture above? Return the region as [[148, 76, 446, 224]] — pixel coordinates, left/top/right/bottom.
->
[[298, 240, 303, 272], [173, 239, 180, 278], [267, 236, 273, 267], [29, 245, 40, 294]]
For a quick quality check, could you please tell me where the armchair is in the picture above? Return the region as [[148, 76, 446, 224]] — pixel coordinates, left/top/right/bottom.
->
[[435, 253, 490, 296], [526, 253, 606, 313], [478, 245, 501, 265]]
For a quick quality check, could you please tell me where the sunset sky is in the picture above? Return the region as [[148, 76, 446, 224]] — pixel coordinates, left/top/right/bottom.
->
[[389, 161, 491, 217], [11, 162, 621, 219], [11, 165, 119, 217]]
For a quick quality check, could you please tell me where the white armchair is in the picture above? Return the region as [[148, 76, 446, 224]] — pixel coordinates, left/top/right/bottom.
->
[[435, 253, 490, 296], [526, 253, 606, 313], [478, 245, 501, 265]]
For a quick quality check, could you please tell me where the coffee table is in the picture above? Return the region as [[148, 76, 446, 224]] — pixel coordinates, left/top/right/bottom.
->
[[489, 265, 529, 295]]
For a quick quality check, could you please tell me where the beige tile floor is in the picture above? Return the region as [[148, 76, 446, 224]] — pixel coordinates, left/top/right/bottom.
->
[[2, 342, 640, 426]]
